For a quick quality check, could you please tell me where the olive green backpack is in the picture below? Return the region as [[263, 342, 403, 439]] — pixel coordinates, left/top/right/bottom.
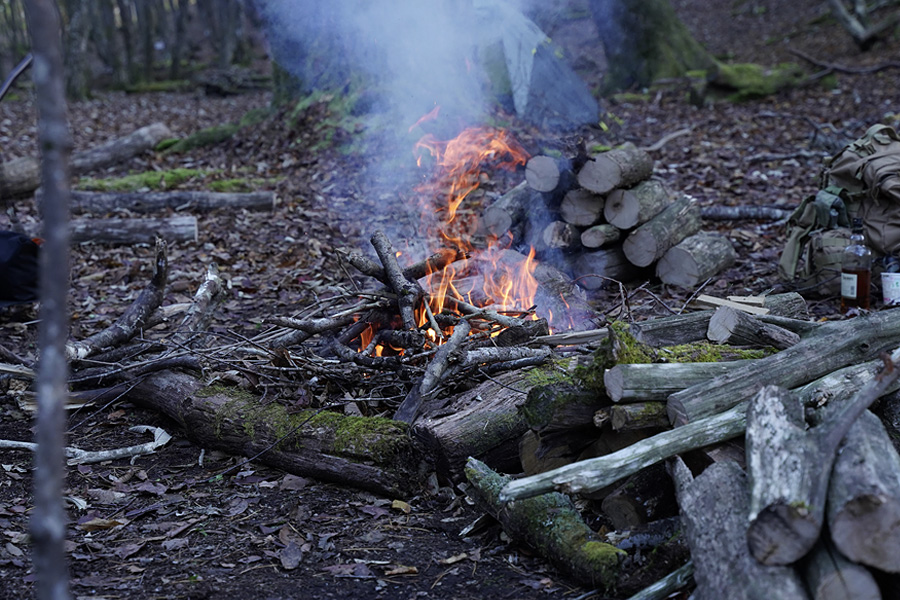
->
[[778, 124, 900, 295]]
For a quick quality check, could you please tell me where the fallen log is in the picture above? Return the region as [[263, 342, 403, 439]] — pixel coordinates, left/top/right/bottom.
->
[[580, 223, 622, 249], [700, 205, 792, 221], [671, 458, 809, 600], [0, 122, 172, 201], [560, 188, 605, 226], [707, 306, 801, 350], [604, 361, 752, 403], [465, 458, 621, 590], [667, 311, 900, 425], [577, 143, 654, 195], [125, 369, 422, 497], [608, 402, 671, 431], [655, 231, 736, 288], [802, 537, 881, 600], [25, 216, 198, 245], [746, 355, 900, 566], [64, 190, 276, 214], [622, 195, 702, 267], [604, 179, 671, 230]]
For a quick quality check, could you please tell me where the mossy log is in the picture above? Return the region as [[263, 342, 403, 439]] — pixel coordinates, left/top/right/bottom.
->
[[667, 311, 900, 426], [125, 369, 423, 497], [671, 458, 808, 600], [465, 458, 622, 590], [608, 402, 670, 431], [604, 178, 671, 230], [622, 195, 702, 268], [604, 361, 752, 403], [0, 122, 172, 201], [577, 143, 653, 195]]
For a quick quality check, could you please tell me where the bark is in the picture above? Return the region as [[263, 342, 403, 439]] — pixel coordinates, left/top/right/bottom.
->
[[63, 190, 276, 214], [604, 178, 671, 230], [541, 220, 580, 250], [655, 231, 736, 288], [465, 458, 621, 590], [571, 245, 637, 290], [499, 401, 748, 502], [671, 458, 809, 600], [481, 181, 540, 238], [599, 462, 677, 529], [631, 292, 812, 347], [125, 369, 423, 497], [25, 216, 198, 245], [577, 143, 654, 195], [604, 360, 752, 403], [622, 195, 702, 267], [700, 205, 792, 221], [26, 1, 73, 597], [608, 402, 671, 431], [560, 188, 605, 227], [0, 122, 172, 201], [802, 537, 881, 600], [707, 306, 801, 350], [667, 311, 900, 425], [580, 223, 621, 249]]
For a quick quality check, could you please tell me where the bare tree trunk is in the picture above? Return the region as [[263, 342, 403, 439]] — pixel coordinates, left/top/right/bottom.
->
[[168, 0, 187, 80], [136, 0, 155, 82], [63, 0, 92, 100], [116, 0, 137, 84], [25, 1, 73, 598]]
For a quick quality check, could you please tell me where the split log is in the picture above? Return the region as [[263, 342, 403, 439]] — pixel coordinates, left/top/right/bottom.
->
[[622, 195, 702, 267], [671, 458, 809, 600], [655, 232, 737, 288], [580, 223, 621, 248], [560, 188, 605, 226], [604, 179, 671, 230], [802, 538, 881, 600], [125, 369, 422, 497], [608, 402, 673, 431], [499, 400, 748, 502], [604, 361, 752, 403], [667, 311, 900, 425], [413, 370, 534, 478], [577, 143, 654, 195], [465, 458, 621, 590], [0, 122, 172, 201], [746, 356, 900, 566], [25, 216, 198, 245], [64, 190, 276, 214], [572, 245, 637, 290], [707, 306, 801, 350], [600, 463, 677, 529], [481, 181, 542, 238], [542, 220, 580, 250], [826, 409, 900, 573], [631, 292, 812, 347]]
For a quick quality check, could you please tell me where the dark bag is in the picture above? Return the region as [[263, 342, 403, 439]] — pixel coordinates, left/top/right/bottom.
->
[[0, 230, 40, 306]]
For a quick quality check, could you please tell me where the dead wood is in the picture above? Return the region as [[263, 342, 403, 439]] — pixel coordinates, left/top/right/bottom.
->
[[604, 360, 752, 404], [481, 181, 541, 238], [525, 155, 568, 193], [541, 220, 580, 250], [599, 463, 677, 529], [340, 247, 465, 285], [465, 458, 621, 590], [604, 179, 671, 230], [656, 231, 736, 288], [707, 306, 801, 349], [571, 245, 637, 290], [371, 230, 424, 331], [63, 190, 276, 214], [671, 458, 808, 600], [667, 311, 900, 425], [125, 369, 422, 497], [622, 195, 702, 267], [608, 402, 670, 431], [577, 143, 654, 195], [802, 537, 881, 600], [25, 215, 198, 244], [700, 205, 792, 221], [560, 188, 605, 226], [580, 223, 621, 249], [66, 238, 167, 362], [0, 122, 172, 201]]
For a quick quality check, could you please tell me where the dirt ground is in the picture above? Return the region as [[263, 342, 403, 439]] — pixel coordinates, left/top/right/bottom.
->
[[1, 1, 899, 599]]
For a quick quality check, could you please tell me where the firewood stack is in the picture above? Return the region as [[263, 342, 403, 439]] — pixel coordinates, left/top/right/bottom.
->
[[483, 143, 737, 290]]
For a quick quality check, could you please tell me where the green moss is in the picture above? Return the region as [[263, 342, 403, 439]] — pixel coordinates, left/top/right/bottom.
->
[[656, 341, 775, 362], [208, 177, 275, 193], [123, 79, 191, 93], [76, 168, 209, 192], [164, 123, 240, 154], [710, 61, 804, 101], [523, 358, 575, 387]]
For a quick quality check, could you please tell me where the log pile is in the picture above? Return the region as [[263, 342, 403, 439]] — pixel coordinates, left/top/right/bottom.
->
[[485, 144, 737, 290]]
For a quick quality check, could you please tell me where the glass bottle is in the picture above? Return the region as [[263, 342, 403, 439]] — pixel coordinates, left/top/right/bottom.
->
[[841, 218, 872, 313]]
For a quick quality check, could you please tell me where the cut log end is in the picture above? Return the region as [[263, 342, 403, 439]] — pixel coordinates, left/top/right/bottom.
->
[[747, 503, 821, 565]]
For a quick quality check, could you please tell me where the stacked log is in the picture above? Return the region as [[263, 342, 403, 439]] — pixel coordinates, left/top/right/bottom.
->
[[486, 144, 736, 291]]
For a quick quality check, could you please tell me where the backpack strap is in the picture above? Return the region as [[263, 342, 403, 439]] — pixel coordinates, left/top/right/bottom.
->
[[778, 188, 846, 281]]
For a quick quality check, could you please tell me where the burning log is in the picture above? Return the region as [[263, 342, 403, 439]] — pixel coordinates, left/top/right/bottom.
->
[[0, 122, 172, 201], [622, 195, 702, 268], [706, 305, 801, 350], [62, 190, 276, 214], [671, 458, 809, 599], [560, 188, 605, 226], [577, 143, 654, 195], [655, 231, 737, 288], [465, 458, 621, 590], [604, 179, 671, 230], [580, 223, 621, 249]]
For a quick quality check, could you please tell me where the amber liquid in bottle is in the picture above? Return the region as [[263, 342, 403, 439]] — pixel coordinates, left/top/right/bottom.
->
[[841, 267, 871, 312]]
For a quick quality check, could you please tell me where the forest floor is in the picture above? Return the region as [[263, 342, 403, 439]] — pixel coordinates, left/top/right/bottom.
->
[[1, 1, 900, 599]]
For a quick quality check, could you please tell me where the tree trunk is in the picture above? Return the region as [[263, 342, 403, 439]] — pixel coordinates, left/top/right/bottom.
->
[[24, 216, 198, 245], [655, 231, 736, 288], [168, 0, 187, 80], [64, 190, 275, 214], [622, 195, 702, 267], [588, 0, 716, 94], [63, 0, 92, 100], [116, 0, 137, 84]]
